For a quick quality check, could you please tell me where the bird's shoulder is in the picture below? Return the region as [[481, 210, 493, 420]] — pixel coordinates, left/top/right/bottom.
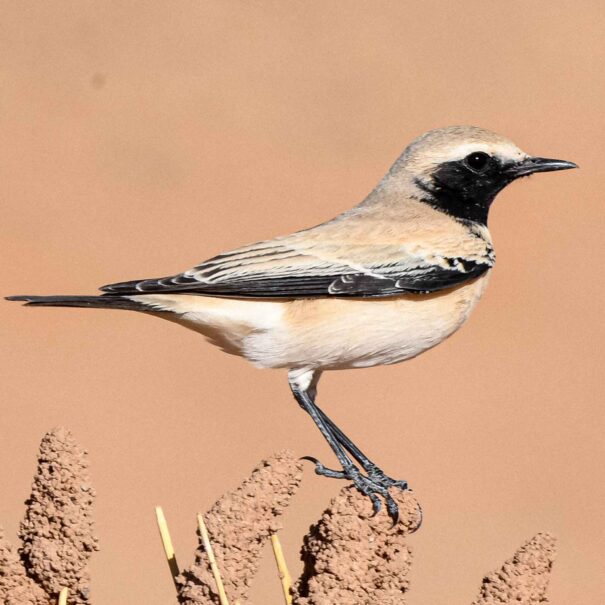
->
[[282, 197, 495, 266]]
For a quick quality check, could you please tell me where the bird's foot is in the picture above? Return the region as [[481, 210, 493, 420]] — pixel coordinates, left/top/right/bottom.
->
[[364, 463, 409, 491], [302, 456, 407, 524]]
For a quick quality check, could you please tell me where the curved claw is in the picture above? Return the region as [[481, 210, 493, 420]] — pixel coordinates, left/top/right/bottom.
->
[[368, 492, 382, 516], [300, 456, 347, 479], [385, 493, 400, 526], [302, 456, 415, 528], [409, 499, 424, 533]]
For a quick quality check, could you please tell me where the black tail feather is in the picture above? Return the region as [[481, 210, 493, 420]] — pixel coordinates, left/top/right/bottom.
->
[[5, 295, 149, 311]]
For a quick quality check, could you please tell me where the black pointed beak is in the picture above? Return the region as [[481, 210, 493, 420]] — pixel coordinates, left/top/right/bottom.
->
[[508, 156, 578, 178]]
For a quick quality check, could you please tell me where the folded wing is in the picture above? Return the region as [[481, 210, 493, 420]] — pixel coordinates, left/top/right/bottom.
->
[[101, 231, 493, 298]]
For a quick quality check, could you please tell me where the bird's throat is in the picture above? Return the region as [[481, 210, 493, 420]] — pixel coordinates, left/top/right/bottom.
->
[[414, 175, 494, 226]]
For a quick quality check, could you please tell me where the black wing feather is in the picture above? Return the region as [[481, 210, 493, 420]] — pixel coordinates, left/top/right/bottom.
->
[[101, 260, 490, 299]]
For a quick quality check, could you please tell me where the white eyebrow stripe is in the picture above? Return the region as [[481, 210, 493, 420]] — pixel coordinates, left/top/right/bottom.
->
[[435, 141, 527, 164]]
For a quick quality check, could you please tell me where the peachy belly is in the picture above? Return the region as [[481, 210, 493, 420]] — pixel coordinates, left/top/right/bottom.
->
[[242, 273, 490, 370]]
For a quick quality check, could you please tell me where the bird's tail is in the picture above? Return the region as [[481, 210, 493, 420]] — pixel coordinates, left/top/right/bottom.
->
[[5, 295, 149, 311]]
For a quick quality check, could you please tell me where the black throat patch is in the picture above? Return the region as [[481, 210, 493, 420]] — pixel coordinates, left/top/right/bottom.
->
[[414, 157, 514, 226]]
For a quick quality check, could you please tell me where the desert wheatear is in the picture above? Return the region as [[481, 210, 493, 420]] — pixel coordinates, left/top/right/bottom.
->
[[8, 126, 576, 521]]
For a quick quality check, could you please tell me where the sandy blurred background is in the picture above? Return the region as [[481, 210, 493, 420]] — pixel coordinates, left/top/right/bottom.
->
[[1, 2, 603, 603]]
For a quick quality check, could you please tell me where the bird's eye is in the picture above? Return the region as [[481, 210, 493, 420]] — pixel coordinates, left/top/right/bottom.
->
[[464, 152, 491, 173]]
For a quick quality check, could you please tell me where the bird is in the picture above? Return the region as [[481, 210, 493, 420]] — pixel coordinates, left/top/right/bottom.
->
[[7, 126, 577, 522]]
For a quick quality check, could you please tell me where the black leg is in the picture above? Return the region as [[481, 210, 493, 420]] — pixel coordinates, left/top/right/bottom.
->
[[314, 403, 408, 491], [290, 387, 357, 476], [290, 386, 385, 514], [289, 378, 407, 523]]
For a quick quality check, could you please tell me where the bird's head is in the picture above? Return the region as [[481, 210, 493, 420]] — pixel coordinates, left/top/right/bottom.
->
[[391, 125, 577, 225]]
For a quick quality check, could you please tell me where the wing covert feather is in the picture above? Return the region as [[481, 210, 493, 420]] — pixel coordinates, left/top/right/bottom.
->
[[101, 227, 494, 298]]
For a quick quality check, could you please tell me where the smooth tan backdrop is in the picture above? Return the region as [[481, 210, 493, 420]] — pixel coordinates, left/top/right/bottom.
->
[[1, 2, 603, 603]]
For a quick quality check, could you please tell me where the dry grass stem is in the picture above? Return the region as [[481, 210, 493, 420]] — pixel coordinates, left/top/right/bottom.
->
[[197, 513, 230, 605], [178, 452, 303, 605], [58, 587, 68, 605], [270, 534, 292, 605], [155, 506, 180, 591]]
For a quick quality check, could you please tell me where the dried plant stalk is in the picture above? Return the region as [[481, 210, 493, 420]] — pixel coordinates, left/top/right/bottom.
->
[[177, 451, 303, 605], [155, 506, 180, 590], [58, 587, 68, 605], [270, 533, 292, 605], [197, 514, 230, 605]]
